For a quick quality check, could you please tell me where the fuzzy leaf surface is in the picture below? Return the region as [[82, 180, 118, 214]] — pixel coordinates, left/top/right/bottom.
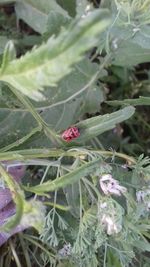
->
[[0, 9, 110, 101]]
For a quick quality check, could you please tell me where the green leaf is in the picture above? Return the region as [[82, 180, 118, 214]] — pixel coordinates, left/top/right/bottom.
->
[[0, 109, 36, 149], [0, 57, 106, 150], [106, 96, 150, 106], [82, 86, 105, 114], [24, 158, 101, 194], [110, 25, 150, 66], [73, 106, 135, 142], [31, 58, 106, 114], [0, 9, 110, 101], [113, 41, 150, 66], [15, 0, 70, 34], [0, 98, 82, 150]]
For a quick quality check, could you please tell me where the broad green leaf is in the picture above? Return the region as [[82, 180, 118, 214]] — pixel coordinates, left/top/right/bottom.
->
[[24, 158, 101, 194], [15, 0, 70, 34], [0, 109, 36, 149], [0, 58, 103, 109], [82, 86, 105, 114], [106, 97, 150, 106], [0, 98, 82, 150], [0, 9, 111, 101], [0, 58, 106, 150], [73, 106, 135, 142], [113, 41, 150, 66], [108, 24, 150, 66], [31, 58, 106, 112], [110, 25, 150, 66]]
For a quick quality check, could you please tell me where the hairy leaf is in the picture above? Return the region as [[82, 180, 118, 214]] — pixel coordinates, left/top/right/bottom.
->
[[0, 9, 110, 101]]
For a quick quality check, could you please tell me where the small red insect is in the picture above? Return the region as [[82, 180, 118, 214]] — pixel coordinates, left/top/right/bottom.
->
[[61, 126, 80, 142]]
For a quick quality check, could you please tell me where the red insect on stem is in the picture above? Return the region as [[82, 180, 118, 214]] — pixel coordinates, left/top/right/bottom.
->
[[61, 126, 80, 142]]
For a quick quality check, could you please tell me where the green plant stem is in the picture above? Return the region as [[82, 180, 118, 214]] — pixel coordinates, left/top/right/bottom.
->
[[103, 243, 107, 267], [9, 240, 22, 267], [0, 148, 136, 164], [43, 201, 70, 211], [23, 234, 56, 260], [18, 233, 32, 267], [10, 86, 62, 146]]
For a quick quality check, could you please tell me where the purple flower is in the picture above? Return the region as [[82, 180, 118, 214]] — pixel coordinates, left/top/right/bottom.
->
[[0, 161, 26, 246], [0, 200, 45, 247], [0, 203, 27, 246]]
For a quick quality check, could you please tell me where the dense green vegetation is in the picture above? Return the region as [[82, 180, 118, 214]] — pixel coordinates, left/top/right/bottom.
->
[[0, 1, 149, 266]]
